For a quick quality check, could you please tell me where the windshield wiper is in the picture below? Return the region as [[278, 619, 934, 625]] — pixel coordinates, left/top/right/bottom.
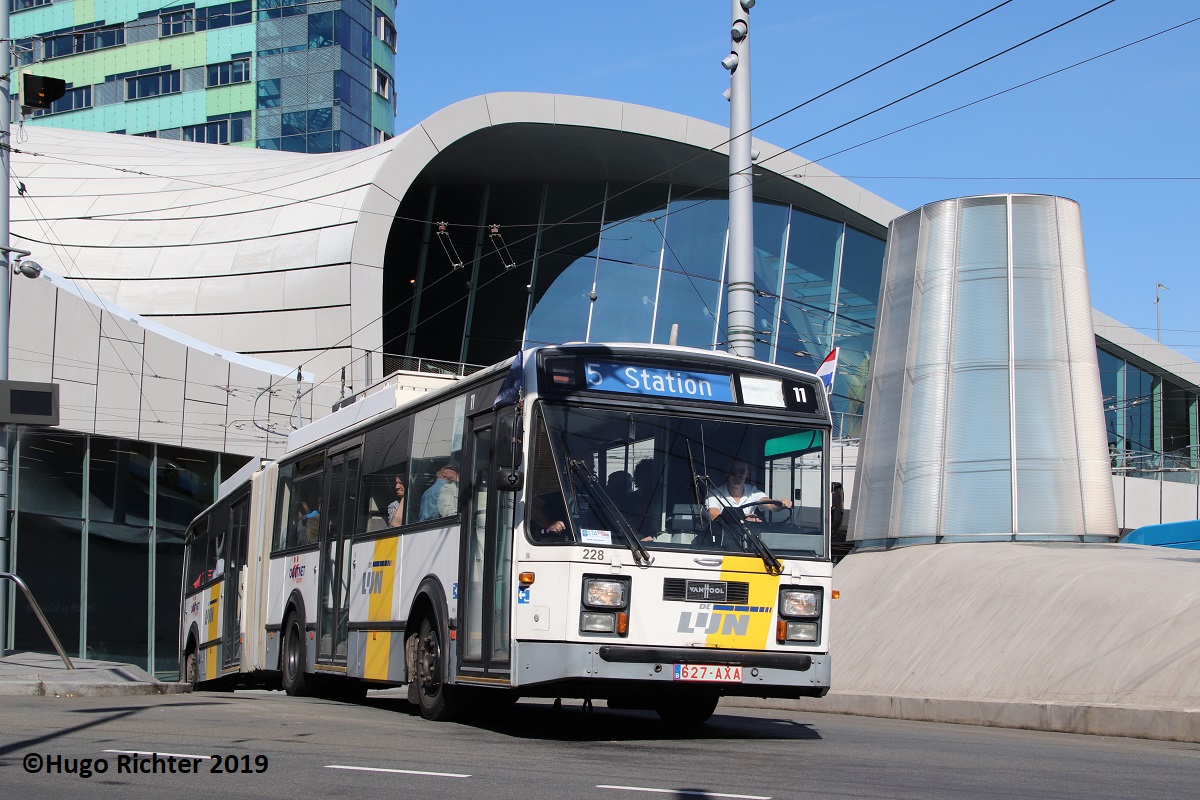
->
[[694, 468, 783, 575], [568, 459, 653, 568]]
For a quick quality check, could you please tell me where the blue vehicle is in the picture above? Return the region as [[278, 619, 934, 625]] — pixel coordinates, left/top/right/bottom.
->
[[1121, 519, 1200, 551]]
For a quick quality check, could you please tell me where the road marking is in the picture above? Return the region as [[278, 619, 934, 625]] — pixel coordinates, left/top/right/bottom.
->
[[325, 764, 471, 778], [598, 786, 770, 800], [104, 749, 211, 760]]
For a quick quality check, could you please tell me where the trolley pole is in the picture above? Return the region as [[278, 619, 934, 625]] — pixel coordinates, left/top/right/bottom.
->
[[724, 0, 756, 358]]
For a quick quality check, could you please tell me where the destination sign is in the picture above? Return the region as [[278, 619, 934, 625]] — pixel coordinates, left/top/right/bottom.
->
[[583, 361, 735, 403]]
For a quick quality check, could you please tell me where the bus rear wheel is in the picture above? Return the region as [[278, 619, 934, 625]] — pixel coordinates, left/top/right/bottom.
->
[[414, 617, 458, 721], [656, 691, 720, 726], [281, 615, 310, 697]]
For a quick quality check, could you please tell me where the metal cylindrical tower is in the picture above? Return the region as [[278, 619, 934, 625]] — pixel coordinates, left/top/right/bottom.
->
[[851, 195, 1117, 547]]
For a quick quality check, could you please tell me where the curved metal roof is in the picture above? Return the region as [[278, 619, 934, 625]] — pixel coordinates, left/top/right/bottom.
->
[[10, 92, 903, 384]]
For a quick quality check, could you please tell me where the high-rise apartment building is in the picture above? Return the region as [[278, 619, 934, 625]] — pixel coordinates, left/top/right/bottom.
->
[[10, 0, 398, 151]]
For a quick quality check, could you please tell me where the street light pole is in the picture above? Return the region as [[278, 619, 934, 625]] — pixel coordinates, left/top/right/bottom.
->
[[0, 0, 13, 652], [1155, 283, 1169, 343], [724, 0, 756, 358]]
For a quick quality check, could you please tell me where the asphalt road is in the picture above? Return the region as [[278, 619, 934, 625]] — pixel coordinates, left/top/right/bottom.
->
[[0, 690, 1196, 799]]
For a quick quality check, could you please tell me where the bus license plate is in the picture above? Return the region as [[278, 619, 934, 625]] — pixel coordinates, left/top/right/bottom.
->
[[673, 664, 743, 683]]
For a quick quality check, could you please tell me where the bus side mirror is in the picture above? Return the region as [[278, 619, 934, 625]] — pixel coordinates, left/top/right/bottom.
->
[[496, 466, 524, 493], [496, 411, 523, 468]]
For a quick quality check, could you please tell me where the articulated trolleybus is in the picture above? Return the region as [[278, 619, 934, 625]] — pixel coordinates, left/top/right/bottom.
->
[[180, 344, 833, 723]]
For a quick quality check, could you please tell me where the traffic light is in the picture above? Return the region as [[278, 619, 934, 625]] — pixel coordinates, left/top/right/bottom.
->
[[23, 74, 67, 110]]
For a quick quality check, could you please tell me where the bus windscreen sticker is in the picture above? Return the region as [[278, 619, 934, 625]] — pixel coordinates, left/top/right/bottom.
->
[[583, 362, 734, 403], [580, 529, 613, 545]]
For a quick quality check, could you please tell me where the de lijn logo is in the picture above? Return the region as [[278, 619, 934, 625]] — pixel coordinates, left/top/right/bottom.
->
[[677, 610, 749, 636]]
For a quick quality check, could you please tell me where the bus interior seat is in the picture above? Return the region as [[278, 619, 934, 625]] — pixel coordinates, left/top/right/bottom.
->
[[365, 497, 388, 532], [668, 503, 701, 532], [794, 505, 824, 531]]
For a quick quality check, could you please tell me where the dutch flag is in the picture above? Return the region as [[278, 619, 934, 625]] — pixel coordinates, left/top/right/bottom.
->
[[815, 348, 839, 396]]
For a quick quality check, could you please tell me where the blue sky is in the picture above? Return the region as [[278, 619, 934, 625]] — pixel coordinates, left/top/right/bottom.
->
[[401, 1, 1199, 358]]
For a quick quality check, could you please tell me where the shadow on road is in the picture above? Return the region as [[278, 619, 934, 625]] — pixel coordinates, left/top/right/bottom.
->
[[362, 696, 822, 742], [0, 708, 143, 758]]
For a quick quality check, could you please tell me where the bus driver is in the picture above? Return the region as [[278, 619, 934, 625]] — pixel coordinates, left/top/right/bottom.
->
[[705, 459, 791, 523]]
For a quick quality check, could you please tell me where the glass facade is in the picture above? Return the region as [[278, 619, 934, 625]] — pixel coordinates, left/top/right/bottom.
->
[[1099, 346, 1200, 483], [384, 181, 885, 433], [7, 429, 249, 677], [11, 0, 395, 152]]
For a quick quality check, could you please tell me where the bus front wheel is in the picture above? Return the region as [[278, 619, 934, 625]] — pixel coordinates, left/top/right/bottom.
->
[[281, 615, 310, 697], [184, 649, 198, 690], [414, 617, 458, 721]]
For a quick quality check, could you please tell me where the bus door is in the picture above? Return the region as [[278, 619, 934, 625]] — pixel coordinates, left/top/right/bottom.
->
[[458, 414, 515, 680], [221, 495, 250, 669], [317, 444, 361, 664]]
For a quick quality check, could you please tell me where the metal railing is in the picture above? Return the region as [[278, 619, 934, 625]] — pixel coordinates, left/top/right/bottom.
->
[[832, 412, 862, 442], [1110, 449, 1200, 484], [382, 353, 486, 378], [0, 572, 74, 669]]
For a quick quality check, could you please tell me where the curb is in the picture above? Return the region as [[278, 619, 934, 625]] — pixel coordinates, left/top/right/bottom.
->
[[0, 680, 193, 697], [721, 694, 1200, 743]]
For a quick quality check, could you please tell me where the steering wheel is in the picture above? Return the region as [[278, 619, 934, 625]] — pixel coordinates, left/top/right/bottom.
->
[[737, 498, 793, 525]]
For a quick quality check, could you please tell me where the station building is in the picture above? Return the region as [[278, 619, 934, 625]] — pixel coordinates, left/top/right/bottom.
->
[[3, 92, 1197, 674]]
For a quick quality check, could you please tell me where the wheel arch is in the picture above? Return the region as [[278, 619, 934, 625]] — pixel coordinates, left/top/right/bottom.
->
[[180, 621, 200, 678], [405, 575, 452, 682]]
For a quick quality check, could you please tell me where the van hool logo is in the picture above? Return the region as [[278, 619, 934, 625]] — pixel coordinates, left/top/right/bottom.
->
[[288, 556, 305, 583]]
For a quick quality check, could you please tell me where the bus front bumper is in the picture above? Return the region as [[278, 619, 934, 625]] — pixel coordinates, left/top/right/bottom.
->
[[513, 641, 830, 699]]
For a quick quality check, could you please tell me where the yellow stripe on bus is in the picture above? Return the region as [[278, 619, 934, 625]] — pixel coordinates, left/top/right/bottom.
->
[[705, 556, 778, 649], [368, 536, 399, 622], [206, 583, 220, 678], [363, 631, 391, 681], [361, 537, 399, 681]]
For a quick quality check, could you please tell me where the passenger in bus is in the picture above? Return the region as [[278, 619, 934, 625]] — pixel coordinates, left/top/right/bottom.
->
[[300, 499, 320, 542], [387, 476, 406, 527], [629, 458, 662, 540], [212, 533, 225, 578], [419, 462, 459, 521], [606, 470, 635, 521], [437, 471, 459, 517], [705, 459, 791, 523], [606, 470, 634, 505]]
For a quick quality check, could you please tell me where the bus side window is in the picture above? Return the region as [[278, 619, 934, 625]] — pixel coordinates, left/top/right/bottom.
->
[[359, 462, 408, 533], [187, 515, 223, 591], [292, 472, 323, 546], [410, 396, 465, 522], [274, 462, 295, 551], [277, 453, 324, 549], [186, 519, 210, 591]]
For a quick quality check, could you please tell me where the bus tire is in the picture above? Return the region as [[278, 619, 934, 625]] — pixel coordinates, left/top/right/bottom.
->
[[184, 648, 199, 690], [281, 615, 310, 697], [656, 691, 720, 726], [414, 616, 458, 721]]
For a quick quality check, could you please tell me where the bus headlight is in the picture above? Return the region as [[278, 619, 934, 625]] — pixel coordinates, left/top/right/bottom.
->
[[580, 576, 630, 637], [583, 578, 628, 609], [780, 588, 821, 618]]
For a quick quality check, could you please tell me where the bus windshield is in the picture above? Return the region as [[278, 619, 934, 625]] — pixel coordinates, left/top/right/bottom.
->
[[527, 404, 828, 560]]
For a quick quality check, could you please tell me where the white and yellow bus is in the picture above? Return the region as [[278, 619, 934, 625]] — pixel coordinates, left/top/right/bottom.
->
[[180, 344, 834, 723]]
